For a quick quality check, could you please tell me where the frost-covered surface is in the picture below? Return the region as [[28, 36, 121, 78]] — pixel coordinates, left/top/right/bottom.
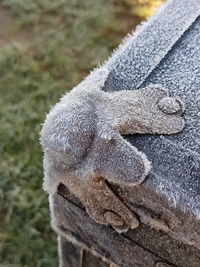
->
[[42, 0, 200, 222], [103, 0, 200, 218]]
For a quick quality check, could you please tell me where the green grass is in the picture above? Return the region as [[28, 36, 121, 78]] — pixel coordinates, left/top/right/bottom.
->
[[0, 0, 141, 266]]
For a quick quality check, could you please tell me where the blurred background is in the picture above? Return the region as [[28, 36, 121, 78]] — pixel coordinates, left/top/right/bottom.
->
[[0, 0, 164, 266]]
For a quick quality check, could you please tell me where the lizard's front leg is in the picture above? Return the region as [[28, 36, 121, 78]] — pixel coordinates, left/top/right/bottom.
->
[[92, 85, 185, 186]]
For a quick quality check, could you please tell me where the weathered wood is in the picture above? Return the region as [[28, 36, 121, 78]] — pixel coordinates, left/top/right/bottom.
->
[[58, 234, 111, 267], [82, 250, 109, 267], [58, 236, 83, 267], [57, 183, 200, 267], [53, 188, 200, 267], [52, 194, 176, 267]]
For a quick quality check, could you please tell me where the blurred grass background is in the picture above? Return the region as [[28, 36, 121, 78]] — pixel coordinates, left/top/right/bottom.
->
[[0, 0, 164, 266]]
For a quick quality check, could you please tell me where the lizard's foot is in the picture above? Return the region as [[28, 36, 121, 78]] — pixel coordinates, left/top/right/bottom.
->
[[84, 175, 139, 232], [138, 85, 185, 134]]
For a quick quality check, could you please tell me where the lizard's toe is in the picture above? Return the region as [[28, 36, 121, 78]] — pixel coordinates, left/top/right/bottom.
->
[[158, 97, 185, 115]]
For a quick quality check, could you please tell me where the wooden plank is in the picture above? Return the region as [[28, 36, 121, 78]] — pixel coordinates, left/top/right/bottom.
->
[[52, 194, 172, 267], [57, 184, 200, 267], [58, 236, 83, 267], [82, 250, 109, 267]]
